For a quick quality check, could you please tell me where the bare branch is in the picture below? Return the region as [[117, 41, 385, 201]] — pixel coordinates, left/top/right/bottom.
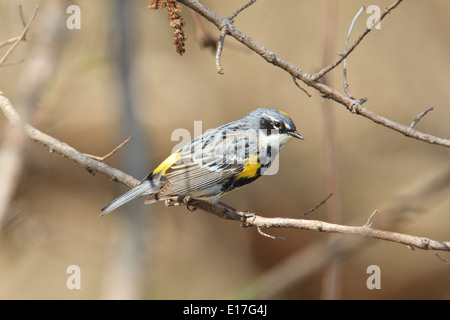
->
[[0, 37, 21, 48], [245, 166, 450, 299], [410, 106, 434, 129], [295, 192, 333, 218], [292, 76, 312, 98], [312, 0, 404, 81], [343, 6, 365, 98], [214, 0, 257, 74], [227, 0, 257, 21], [85, 136, 133, 162], [0, 5, 38, 66], [433, 252, 450, 266], [177, 0, 450, 148], [187, 198, 450, 251], [18, 5, 28, 28], [0, 92, 140, 189], [363, 210, 379, 228], [215, 25, 227, 74], [257, 226, 285, 240]]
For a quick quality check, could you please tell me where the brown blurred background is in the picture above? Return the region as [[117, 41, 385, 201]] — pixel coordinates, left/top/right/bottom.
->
[[0, 0, 449, 299]]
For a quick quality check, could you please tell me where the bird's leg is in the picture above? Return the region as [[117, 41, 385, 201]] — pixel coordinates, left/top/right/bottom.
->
[[164, 196, 187, 207], [182, 196, 197, 212]]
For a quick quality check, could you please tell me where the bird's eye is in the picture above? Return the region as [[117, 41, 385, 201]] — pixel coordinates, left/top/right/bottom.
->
[[273, 121, 282, 129]]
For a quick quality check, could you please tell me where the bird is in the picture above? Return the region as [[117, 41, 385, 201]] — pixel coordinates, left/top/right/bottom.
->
[[101, 108, 303, 215]]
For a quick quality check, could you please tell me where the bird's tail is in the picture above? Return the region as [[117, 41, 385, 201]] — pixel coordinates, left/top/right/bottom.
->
[[101, 180, 154, 216]]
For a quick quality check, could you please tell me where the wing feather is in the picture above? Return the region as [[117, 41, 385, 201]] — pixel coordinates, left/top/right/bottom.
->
[[149, 128, 257, 199]]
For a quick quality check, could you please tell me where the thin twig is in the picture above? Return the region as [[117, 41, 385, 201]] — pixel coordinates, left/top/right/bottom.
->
[[215, 26, 227, 74], [433, 252, 450, 266], [0, 5, 39, 66], [292, 76, 312, 98], [410, 106, 434, 129], [296, 193, 333, 218], [257, 227, 285, 240], [213, 0, 258, 74], [343, 6, 365, 98], [85, 136, 133, 162], [0, 59, 24, 67], [227, 0, 257, 21], [0, 37, 21, 48], [312, 0, 403, 81], [363, 210, 379, 228], [215, 0, 257, 74], [18, 5, 27, 28]]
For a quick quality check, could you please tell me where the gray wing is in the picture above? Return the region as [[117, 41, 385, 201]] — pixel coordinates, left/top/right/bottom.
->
[[152, 129, 256, 199]]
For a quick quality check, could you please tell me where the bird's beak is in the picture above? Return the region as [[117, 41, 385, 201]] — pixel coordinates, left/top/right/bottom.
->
[[289, 131, 304, 140]]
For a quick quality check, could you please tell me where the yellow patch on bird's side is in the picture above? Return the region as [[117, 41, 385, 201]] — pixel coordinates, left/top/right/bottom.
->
[[237, 154, 261, 179], [152, 150, 183, 175]]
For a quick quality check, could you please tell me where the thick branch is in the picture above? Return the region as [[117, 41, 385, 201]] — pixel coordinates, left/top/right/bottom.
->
[[177, 0, 450, 148], [188, 199, 450, 252]]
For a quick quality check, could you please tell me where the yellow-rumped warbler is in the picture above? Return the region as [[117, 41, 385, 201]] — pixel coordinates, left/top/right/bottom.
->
[[101, 108, 303, 215]]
